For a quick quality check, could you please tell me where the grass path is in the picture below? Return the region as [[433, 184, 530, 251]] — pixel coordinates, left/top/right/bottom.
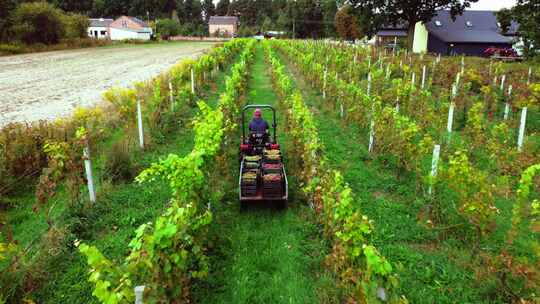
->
[[276, 51, 500, 303], [192, 45, 339, 304]]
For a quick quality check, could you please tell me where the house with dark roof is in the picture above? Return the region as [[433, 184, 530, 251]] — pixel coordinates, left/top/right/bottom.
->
[[375, 10, 518, 56], [109, 16, 153, 40], [88, 18, 114, 39], [209, 16, 238, 37]]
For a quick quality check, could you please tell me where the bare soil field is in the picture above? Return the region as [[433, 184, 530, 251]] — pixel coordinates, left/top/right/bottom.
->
[[0, 42, 215, 126]]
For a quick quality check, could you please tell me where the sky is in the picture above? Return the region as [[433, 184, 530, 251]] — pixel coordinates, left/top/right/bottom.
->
[[468, 0, 517, 10]]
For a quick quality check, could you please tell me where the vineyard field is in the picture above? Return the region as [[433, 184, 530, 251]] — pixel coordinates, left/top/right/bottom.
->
[[1, 39, 539, 304]]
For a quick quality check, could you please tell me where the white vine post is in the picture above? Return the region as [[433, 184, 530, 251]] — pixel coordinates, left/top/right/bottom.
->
[[493, 76, 497, 86], [421, 65, 427, 89], [504, 85, 512, 120], [395, 96, 400, 113], [447, 84, 457, 141], [191, 68, 195, 94], [447, 102, 455, 141], [367, 72, 372, 96], [137, 99, 144, 149], [518, 107, 528, 152], [135, 286, 145, 304], [500, 74, 506, 92], [527, 67, 532, 85], [437, 53, 441, 63], [340, 103, 344, 118], [368, 119, 375, 153], [428, 144, 441, 196], [168, 81, 174, 111], [460, 55, 465, 74], [393, 37, 397, 56], [411, 72, 416, 89], [323, 66, 327, 98], [83, 146, 96, 203]]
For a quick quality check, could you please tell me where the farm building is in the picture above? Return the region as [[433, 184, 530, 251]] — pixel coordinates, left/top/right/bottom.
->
[[88, 16, 153, 40], [88, 18, 113, 39], [109, 16, 153, 40], [209, 16, 238, 38], [374, 10, 518, 56]]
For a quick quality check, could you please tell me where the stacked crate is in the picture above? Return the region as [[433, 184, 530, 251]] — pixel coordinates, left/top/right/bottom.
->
[[262, 149, 283, 198], [241, 155, 261, 197]]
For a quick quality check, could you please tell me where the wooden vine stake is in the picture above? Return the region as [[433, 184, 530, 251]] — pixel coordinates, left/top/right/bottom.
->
[[83, 146, 96, 203], [137, 99, 144, 149], [421, 65, 427, 89], [191, 68, 195, 94], [428, 144, 441, 196], [135, 286, 145, 304], [518, 107, 527, 152], [392, 37, 397, 56], [527, 67, 532, 85]]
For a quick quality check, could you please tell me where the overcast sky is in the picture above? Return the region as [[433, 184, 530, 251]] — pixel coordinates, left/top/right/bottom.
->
[[468, 0, 516, 10]]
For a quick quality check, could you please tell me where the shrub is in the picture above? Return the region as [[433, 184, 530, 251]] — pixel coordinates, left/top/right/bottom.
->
[[62, 13, 90, 39], [11, 2, 65, 45], [0, 43, 25, 55], [156, 18, 181, 40]]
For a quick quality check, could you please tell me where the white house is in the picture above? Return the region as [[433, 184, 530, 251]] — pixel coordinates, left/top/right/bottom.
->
[[88, 18, 113, 39], [109, 16, 153, 41]]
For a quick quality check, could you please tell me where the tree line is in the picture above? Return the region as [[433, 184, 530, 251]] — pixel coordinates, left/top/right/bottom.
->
[[1, 0, 539, 57]]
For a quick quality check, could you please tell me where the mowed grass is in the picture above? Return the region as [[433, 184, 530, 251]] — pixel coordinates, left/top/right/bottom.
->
[[192, 45, 340, 304], [0, 54, 237, 303], [277, 52, 507, 303]]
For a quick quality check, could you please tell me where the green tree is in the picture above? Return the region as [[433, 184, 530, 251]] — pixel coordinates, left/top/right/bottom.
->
[[0, 0, 17, 41], [497, 0, 540, 57], [62, 13, 90, 39], [51, 0, 94, 13], [322, 0, 337, 37], [261, 15, 273, 31], [335, 4, 359, 41], [11, 2, 65, 44], [215, 0, 230, 15], [156, 18, 181, 39], [202, 0, 215, 22]]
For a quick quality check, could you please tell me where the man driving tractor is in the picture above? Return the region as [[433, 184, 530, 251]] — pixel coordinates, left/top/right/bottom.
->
[[249, 108, 269, 134], [248, 108, 271, 145]]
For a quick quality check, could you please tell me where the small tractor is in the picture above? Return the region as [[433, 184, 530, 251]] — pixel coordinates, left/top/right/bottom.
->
[[239, 105, 288, 209]]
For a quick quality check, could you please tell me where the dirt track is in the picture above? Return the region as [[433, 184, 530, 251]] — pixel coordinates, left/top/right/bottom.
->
[[0, 42, 215, 126]]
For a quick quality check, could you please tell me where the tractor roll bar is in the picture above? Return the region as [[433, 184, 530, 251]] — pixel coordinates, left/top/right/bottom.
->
[[241, 104, 277, 143]]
